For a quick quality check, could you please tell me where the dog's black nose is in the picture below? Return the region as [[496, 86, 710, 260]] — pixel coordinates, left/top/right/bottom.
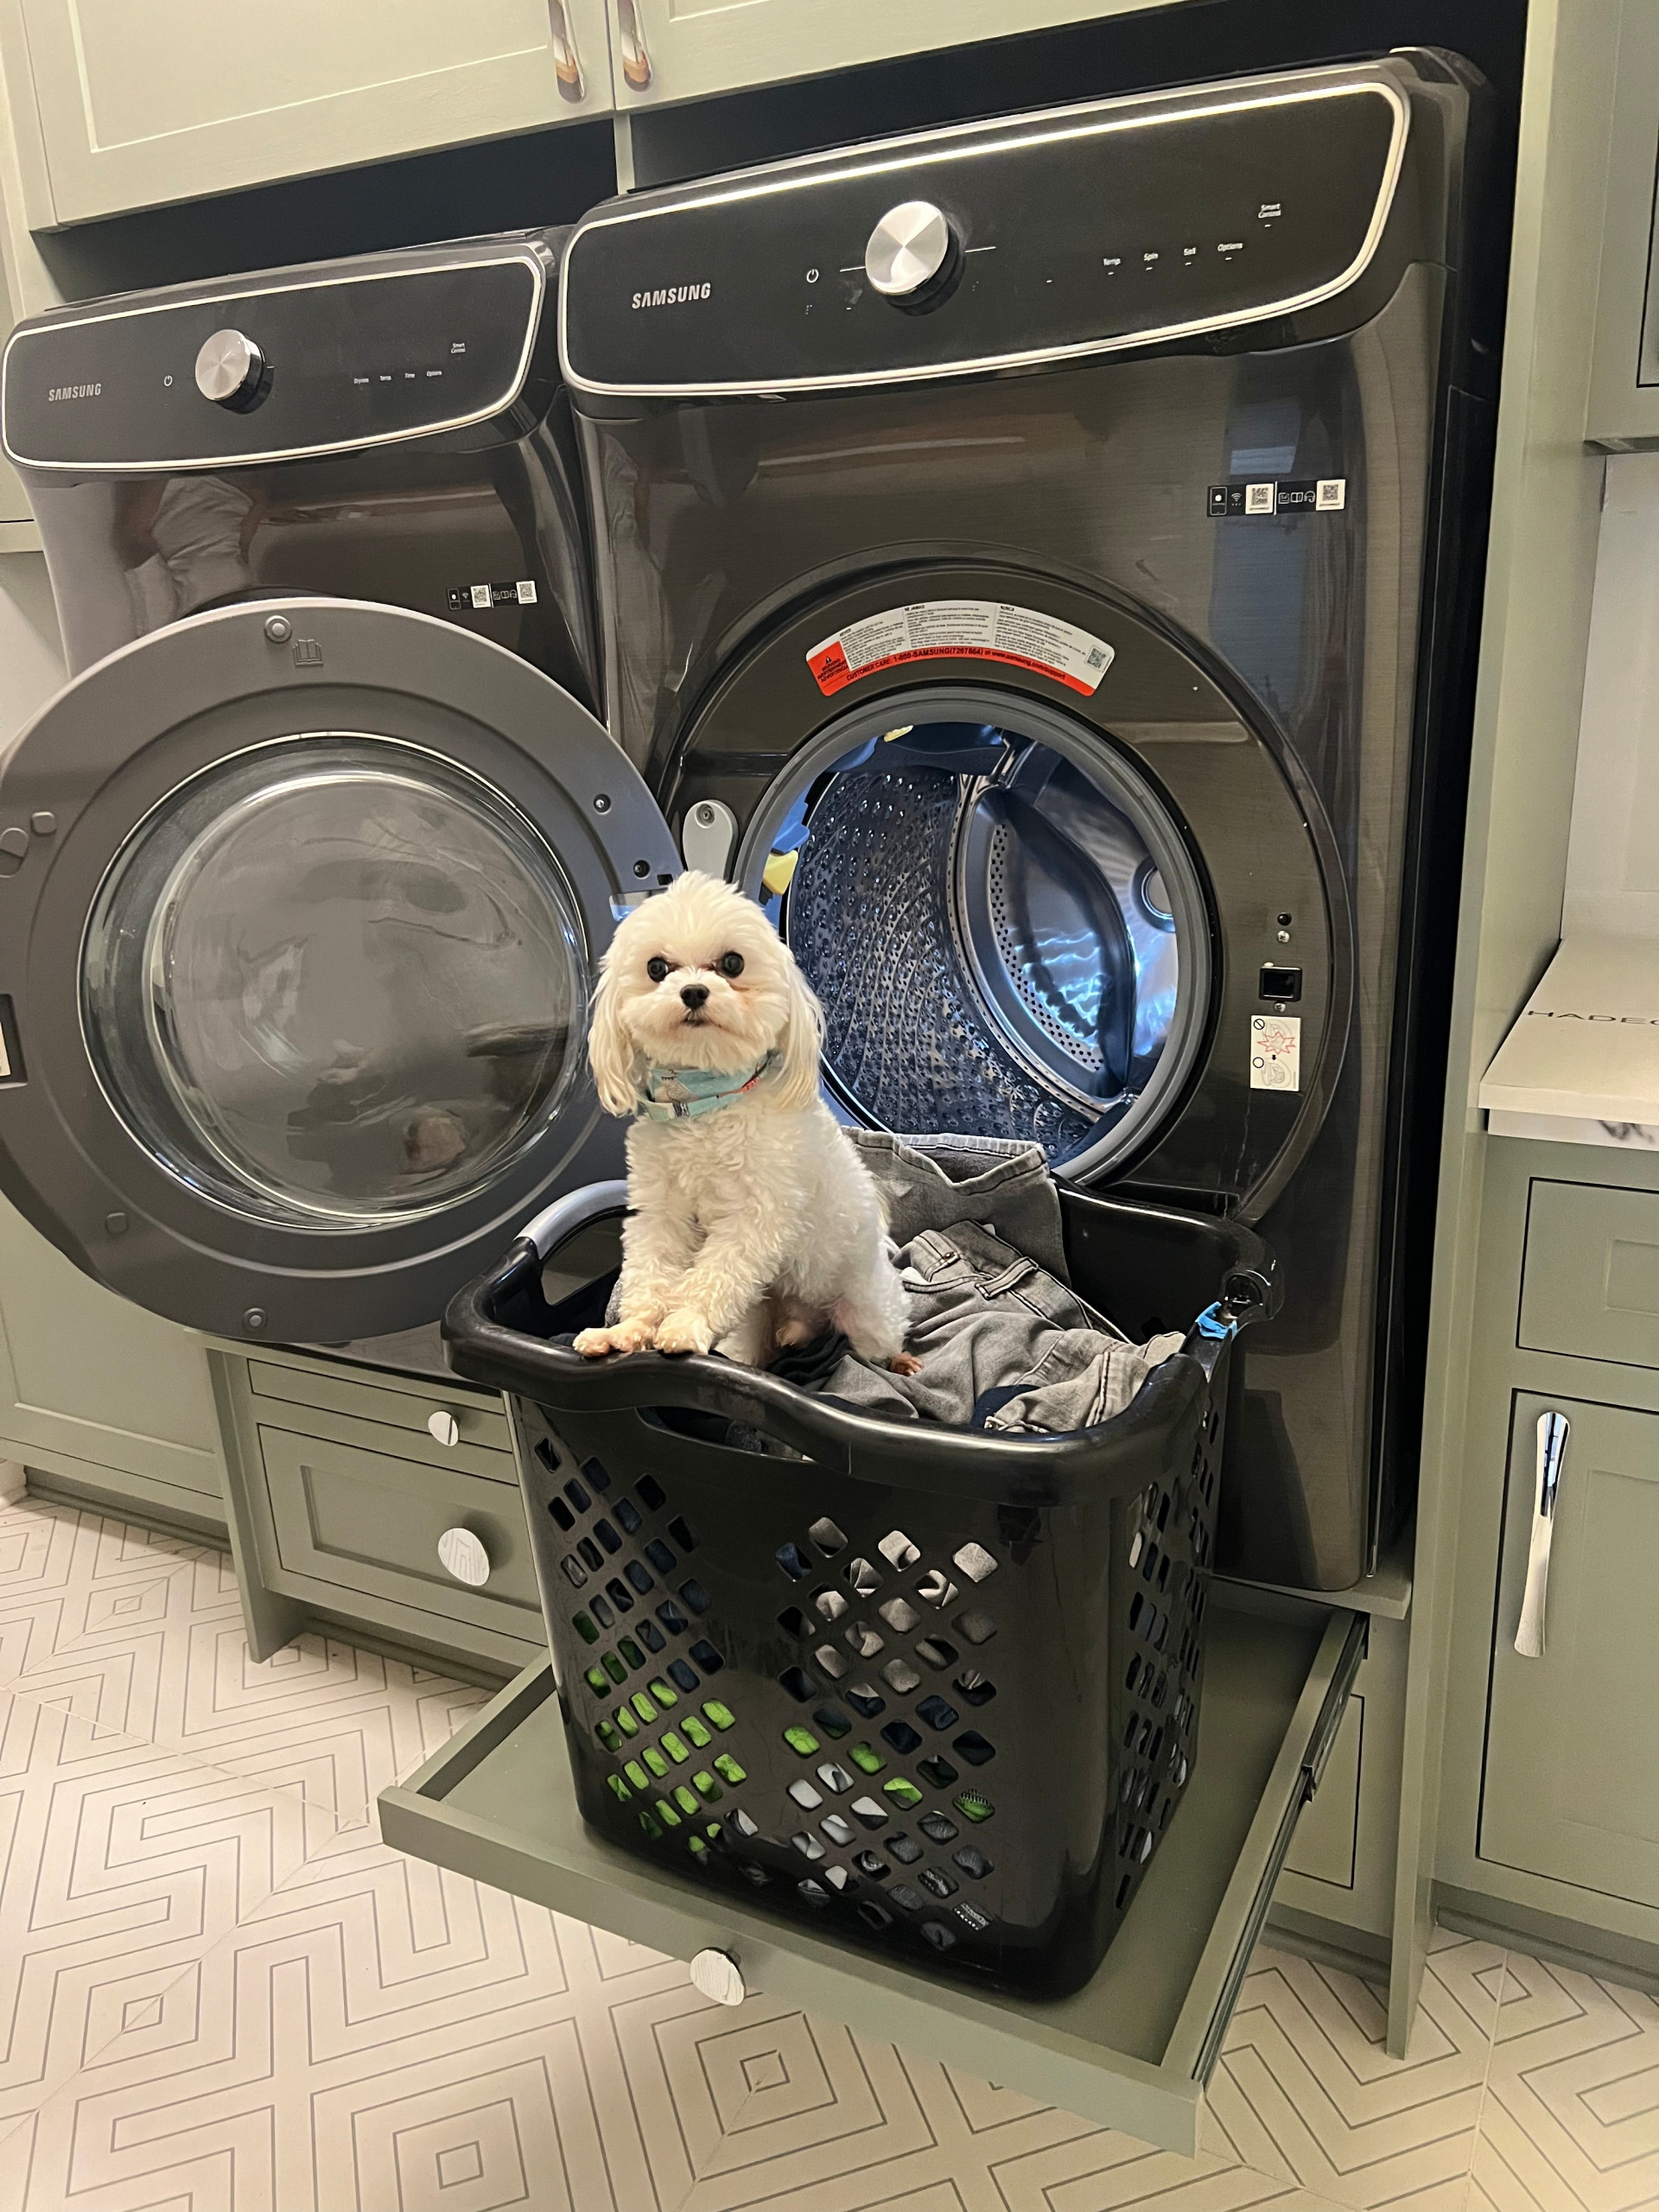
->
[[680, 983, 709, 1010]]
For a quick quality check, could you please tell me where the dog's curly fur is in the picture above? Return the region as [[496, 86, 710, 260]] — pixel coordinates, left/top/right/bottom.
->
[[574, 871, 915, 1370]]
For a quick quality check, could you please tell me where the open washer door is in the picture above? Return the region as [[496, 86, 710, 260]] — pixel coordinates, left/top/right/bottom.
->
[[0, 597, 678, 1344]]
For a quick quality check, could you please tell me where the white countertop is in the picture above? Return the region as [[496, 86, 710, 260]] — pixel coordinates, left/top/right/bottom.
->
[[1479, 935, 1659, 1146]]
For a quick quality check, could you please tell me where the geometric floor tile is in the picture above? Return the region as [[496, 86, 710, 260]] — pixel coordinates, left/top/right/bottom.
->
[[3, 1504, 1658, 2212], [1471, 1953, 1659, 2212], [1206, 1936, 1504, 2212]]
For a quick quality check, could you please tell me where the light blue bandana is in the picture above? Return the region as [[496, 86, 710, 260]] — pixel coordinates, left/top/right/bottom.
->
[[638, 1052, 779, 1121]]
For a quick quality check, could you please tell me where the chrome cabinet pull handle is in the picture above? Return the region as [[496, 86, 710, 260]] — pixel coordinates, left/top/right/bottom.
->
[[1516, 1409, 1569, 1659]]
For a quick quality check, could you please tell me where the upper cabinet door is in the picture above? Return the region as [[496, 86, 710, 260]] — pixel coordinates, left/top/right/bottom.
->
[[1587, 0, 1659, 447], [606, 0, 1175, 111], [15, 0, 613, 224]]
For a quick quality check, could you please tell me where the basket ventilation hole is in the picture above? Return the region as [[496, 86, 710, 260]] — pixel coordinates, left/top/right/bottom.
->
[[701, 1700, 734, 1732], [778, 1607, 810, 1640], [849, 1742, 885, 1776], [534, 1436, 560, 1475], [916, 1694, 957, 1730], [548, 1497, 575, 1533], [594, 1519, 620, 1554], [919, 1867, 957, 1899], [817, 1762, 853, 1792], [688, 1640, 724, 1676], [917, 1570, 958, 1609], [953, 1846, 994, 1879], [638, 1808, 662, 1840], [825, 1864, 853, 1894], [858, 1901, 893, 1931], [813, 1706, 851, 1740], [577, 1541, 602, 1573], [820, 1815, 855, 1847], [813, 1587, 849, 1623], [642, 1746, 669, 1779], [844, 1623, 884, 1659], [613, 1497, 642, 1535], [916, 1639, 958, 1671], [921, 1922, 957, 1952], [879, 1597, 920, 1634], [625, 1561, 654, 1595], [602, 1654, 626, 1686], [564, 1478, 592, 1515], [953, 1610, 997, 1647], [887, 1833, 923, 1865], [728, 1807, 758, 1839], [713, 1754, 747, 1787], [814, 1644, 848, 1680], [918, 1755, 958, 1790], [877, 1529, 921, 1571], [784, 1725, 820, 1756], [678, 1579, 711, 1615], [890, 1882, 924, 1911], [789, 1779, 823, 1809], [615, 1705, 639, 1737], [919, 1813, 959, 1843], [845, 1556, 883, 1597], [792, 1831, 826, 1861], [638, 1620, 665, 1654], [655, 1796, 680, 1827], [647, 1676, 678, 1709], [883, 1777, 924, 1809], [953, 1731, 995, 1767], [574, 1612, 600, 1646], [881, 1658, 922, 1694], [668, 1516, 698, 1553], [778, 1666, 817, 1703], [582, 1457, 611, 1493], [636, 1473, 665, 1510], [881, 1719, 922, 1756], [604, 1578, 634, 1615], [664, 1658, 696, 1693], [952, 1541, 998, 1582], [644, 1539, 677, 1575], [798, 1878, 830, 1904], [619, 1638, 645, 1671], [683, 1715, 712, 1748], [809, 1516, 848, 1555], [844, 1683, 887, 1719], [776, 1542, 812, 1581], [955, 1902, 992, 1933], [656, 1599, 690, 1636]]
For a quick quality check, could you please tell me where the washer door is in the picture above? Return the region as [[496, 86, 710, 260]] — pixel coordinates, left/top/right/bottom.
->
[[677, 564, 1348, 1214], [0, 598, 677, 1341]]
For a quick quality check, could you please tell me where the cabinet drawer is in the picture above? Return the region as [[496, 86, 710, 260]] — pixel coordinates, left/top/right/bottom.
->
[[259, 1423, 540, 1642], [249, 1359, 509, 1454], [379, 1595, 1363, 2155], [1482, 1392, 1659, 1907], [1519, 1180, 1659, 1369]]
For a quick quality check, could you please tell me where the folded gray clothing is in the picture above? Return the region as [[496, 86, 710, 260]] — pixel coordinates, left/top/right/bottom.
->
[[817, 1216, 1184, 1433]]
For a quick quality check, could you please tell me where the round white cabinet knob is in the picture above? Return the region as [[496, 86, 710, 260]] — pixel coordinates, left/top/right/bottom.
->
[[427, 1409, 461, 1447], [437, 1527, 491, 1586], [690, 1948, 746, 2006], [864, 200, 957, 302]]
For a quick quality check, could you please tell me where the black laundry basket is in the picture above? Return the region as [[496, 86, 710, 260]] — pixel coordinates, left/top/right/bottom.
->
[[445, 1179, 1276, 1999]]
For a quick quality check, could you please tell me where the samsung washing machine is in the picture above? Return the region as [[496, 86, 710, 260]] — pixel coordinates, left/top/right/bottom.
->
[[0, 232, 678, 1352], [559, 52, 1496, 1592]]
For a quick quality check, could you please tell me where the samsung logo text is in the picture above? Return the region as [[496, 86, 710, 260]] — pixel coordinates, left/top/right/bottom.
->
[[631, 283, 712, 309], [48, 382, 101, 403]]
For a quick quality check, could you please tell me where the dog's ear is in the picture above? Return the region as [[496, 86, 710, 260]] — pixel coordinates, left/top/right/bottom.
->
[[587, 958, 641, 1116], [772, 952, 825, 1111]]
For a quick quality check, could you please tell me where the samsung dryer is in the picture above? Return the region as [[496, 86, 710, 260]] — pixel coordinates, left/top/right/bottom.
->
[[559, 53, 1495, 1591], [0, 234, 677, 1348]]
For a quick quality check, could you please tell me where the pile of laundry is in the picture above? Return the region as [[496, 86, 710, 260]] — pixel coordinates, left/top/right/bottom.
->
[[771, 1131, 1185, 1435]]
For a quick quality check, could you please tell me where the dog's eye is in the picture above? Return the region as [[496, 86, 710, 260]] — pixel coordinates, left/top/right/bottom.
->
[[646, 957, 671, 983], [717, 952, 745, 978]]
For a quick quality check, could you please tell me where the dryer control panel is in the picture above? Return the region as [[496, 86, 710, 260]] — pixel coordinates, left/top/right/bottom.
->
[[562, 57, 1459, 398], [3, 242, 550, 471]]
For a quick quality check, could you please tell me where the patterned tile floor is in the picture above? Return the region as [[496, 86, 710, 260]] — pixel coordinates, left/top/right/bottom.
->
[[0, 1495, 1653, 2212]]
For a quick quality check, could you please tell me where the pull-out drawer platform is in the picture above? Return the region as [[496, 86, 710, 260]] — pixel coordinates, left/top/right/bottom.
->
[[380, 1592, 1363, 2153]]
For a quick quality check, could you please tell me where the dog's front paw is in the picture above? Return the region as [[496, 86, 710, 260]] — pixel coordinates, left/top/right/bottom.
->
[[655, 1308, 715, 1356], [888, 1351, 924, 1377], [574, 1316, 657, 1357]]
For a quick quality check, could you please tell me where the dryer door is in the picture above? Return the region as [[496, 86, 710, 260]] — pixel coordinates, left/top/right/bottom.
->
[[0, 597, 678, 1343], [672, 564, 1350, 1218]]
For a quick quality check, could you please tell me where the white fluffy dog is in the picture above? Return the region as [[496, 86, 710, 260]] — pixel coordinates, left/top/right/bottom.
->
[[575, 870, 917, 1371]]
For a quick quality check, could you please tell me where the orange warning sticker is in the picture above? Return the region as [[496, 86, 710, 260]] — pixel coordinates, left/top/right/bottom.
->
[[806, 600, 1116, 697]]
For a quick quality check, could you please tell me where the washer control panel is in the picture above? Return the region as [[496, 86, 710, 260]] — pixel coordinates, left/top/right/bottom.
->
[[3, 245, 546, 469], [563, 60, 1431, 396]]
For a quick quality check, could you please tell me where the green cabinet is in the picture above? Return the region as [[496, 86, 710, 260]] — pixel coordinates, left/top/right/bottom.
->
[[1518, 1179, 1659, 1368], [1587, 0, 1659, 447], [1482, 1390, 1659, 1905], [0, 1186, 225, 1526]]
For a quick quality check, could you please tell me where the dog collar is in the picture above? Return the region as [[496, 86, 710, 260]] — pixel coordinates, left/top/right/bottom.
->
[[637, 1052, 779, 1121]]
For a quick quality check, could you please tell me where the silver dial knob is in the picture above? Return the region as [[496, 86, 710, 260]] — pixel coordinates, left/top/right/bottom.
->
[[194, 327, 265, 407], [864, 200, 955, 301]]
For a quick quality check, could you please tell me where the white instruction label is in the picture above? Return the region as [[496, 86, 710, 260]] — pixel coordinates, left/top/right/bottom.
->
[[1250, 1014, 1301, 1091], [806, 600, 1116, 697]]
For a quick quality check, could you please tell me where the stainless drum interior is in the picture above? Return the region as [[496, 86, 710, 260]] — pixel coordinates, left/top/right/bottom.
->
[[737, 693, 1213, 1178]]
